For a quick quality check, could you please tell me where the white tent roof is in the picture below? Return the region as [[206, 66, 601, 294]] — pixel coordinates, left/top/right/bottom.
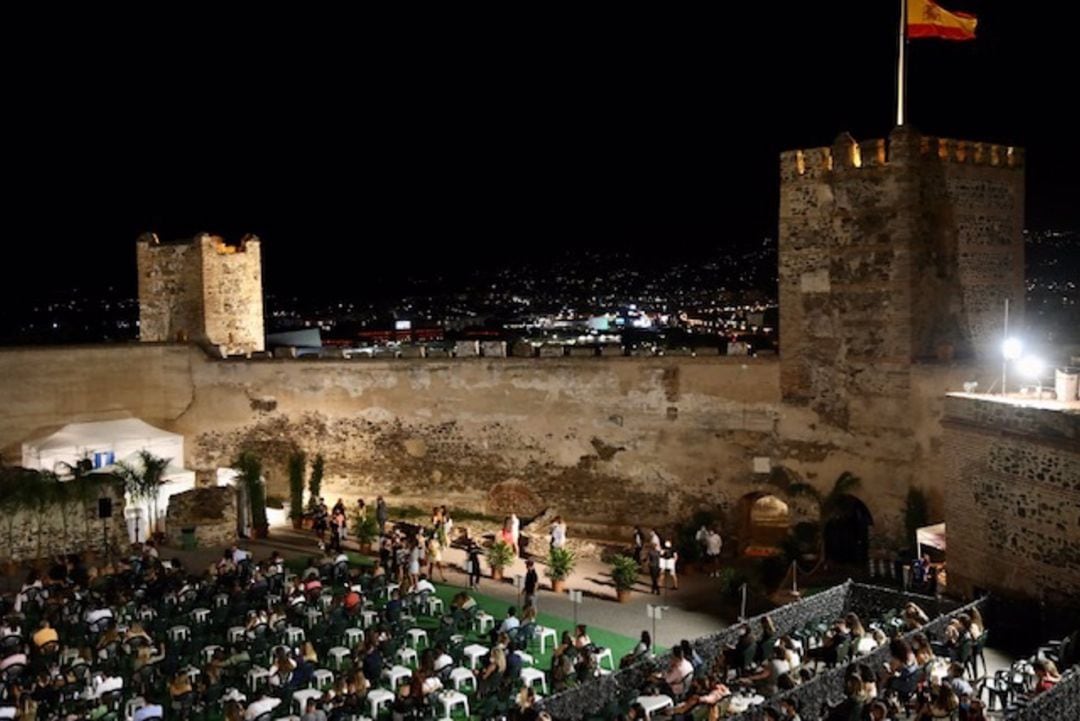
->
[[26, 418, 181, 452], [916, 523, 947, 552]]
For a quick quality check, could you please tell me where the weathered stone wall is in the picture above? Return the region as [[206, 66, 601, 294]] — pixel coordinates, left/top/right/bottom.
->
[[0, 485, 127, 563], [137, 233, 264, 355], [0, 344, 998, 543], [198, 234, 265, 355], [164, 485, 237, 549], [779, 129, 1024, 423], [942, 394, 1080, 603], [136, 234, 202, 344]]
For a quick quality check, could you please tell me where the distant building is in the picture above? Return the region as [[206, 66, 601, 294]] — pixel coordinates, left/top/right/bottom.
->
[[136, 232, 265, 356]]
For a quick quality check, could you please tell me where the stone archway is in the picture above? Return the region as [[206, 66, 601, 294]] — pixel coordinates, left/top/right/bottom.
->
[[824, 494, 873, 564], [736, 492, 791, 555]]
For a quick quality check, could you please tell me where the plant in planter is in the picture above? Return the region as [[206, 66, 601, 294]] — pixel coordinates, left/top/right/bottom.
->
[[234, 451, 268, 539], [486, 540, 515, 580], [288, 452, 306, 529], [610, 554, 639, 602], [352, 511, 380, 553], [307, 454, 324, 513], [115, 450, 170, 542], [547, 547, 577, 593]]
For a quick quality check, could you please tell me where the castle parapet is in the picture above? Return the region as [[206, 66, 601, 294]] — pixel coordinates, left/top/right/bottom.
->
[[780, 127, 1024, 179]]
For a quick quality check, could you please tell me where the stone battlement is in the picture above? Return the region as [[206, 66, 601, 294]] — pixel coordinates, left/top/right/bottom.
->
[[780, 128, 1024, 180]]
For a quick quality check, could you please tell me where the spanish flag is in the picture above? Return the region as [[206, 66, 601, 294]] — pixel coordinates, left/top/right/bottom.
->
[[908, 0, 976, 40]]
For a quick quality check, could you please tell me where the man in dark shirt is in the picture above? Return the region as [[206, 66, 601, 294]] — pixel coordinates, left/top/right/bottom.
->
[[648, 546, 662, 595], [524, 559, 538, 608], [375, 497, 389, 534]]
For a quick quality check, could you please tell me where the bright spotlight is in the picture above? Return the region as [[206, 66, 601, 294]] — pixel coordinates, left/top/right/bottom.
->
[[1002, 338, 1023, 360], [1017, 355, 1044, 379]]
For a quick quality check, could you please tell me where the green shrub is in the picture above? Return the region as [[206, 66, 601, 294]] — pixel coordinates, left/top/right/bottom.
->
[[486, 541, 515, 574], [547, 547, 577, 581], [352, 512, 380, 546], [288, 452, 306, 520], [307, 454, 324, 512], [610, 554, 639, 591]]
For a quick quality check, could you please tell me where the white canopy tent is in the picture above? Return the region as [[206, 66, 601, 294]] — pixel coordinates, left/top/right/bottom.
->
[[916, 522, 947, 558], [21, 418, 198, 543]]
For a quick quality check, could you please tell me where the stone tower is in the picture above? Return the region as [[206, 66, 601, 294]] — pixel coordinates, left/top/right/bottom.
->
[[778, 127, 1024, 428], [136, 232, 265, 356]]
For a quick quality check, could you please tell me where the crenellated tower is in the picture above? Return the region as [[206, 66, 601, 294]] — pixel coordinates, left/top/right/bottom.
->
[[136, 232, 265, 356], [778, 127, 1024, 427]]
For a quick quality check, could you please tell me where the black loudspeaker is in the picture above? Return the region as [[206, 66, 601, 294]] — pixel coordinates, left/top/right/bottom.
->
[[98, 497, 113, 519]]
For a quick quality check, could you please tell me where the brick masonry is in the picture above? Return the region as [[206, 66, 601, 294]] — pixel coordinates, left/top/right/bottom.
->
[[942, 394, 1080, 602]]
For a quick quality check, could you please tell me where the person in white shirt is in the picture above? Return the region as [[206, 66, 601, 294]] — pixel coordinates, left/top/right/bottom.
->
[[0, 706, 16, 720], [414, 576, 436, 595], [0, 653, 27, 673], [432, 647, 454, 673], [500, 607, 520, 632], [706, 530, 722, 558], [245, 694, 281, 720], [90, 673, 124, 699], [550, 517, 567, 550], [86, 608, 114, 628], [133, 703, 164, 721], [334, 552, 349, 566], [509, 513, 521, 554], [232, 546, 251, 564]]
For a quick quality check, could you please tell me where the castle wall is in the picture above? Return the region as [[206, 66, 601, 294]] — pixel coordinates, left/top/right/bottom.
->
[[778, 130, 1024, 425], [199, 235, 265, 355], [137, 234, 265, 355], [0, 344, 988, 543], [942, 395, 1080, 603], [0, 484, 127, 563], [136, 236, 203, 344]]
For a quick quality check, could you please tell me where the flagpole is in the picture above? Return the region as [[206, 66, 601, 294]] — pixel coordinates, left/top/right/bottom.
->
[[896, 0, 907, 126]]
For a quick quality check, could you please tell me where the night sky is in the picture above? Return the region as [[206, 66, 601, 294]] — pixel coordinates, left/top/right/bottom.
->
[[6, 2, 1075, 303]]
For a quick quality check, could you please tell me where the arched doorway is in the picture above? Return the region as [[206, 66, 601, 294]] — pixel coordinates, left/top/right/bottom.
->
[[737, 493, 791, 555], [824, 495, 873, 564]]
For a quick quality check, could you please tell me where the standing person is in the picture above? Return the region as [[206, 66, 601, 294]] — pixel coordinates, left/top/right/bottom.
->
[[313, 500, 328, 544], [550, 517, 566, 551], [523, 559, 538, 609], [407, 539, 421, 588], [356, 497, 367, 518], [427, 530, 447, 582], [509, 513, 521, 557], [705, 528, 723, 575], [647, 544, 662, 595], [649, 528, 661, 551], [466, 544, 482, 590], [375, 496, 388, 535], [441, 506, 453, 544], [500, 518, 516, 554], [661, 541, 679, 591], [632, 526, 645, 564]]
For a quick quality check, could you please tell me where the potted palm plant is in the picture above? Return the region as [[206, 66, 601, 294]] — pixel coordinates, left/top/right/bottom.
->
[[486, 540, 515, 581], [352, 511, 380, 554], [547, 547, 577, 593], [610, 554, 639, 602], [288, 452, 306, 529]]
